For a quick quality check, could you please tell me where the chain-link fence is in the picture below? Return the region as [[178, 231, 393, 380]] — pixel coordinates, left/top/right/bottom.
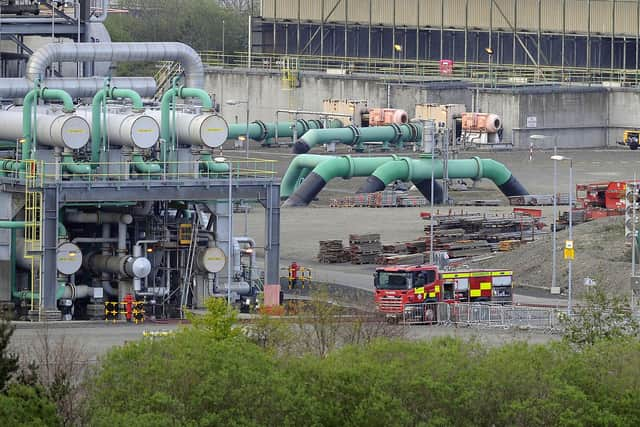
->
[[402, 302, 564, 331]]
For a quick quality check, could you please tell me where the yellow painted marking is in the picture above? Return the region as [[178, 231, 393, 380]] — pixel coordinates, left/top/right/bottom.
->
[[480, 282, 492, 290], [470, 289, 481, 297]]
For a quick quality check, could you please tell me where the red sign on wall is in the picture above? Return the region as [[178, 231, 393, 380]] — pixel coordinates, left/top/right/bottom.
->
[[439, 59, 454, 75]]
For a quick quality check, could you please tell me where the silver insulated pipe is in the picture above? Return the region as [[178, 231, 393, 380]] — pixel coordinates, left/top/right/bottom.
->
[[75, 109, 160, 149], [26, 42, 206, 89], [146, 111, 229, 148], [0, 110, 90, 150], [0, 77, 157, 99]]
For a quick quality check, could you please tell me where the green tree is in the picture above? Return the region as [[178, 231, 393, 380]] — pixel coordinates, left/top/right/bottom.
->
[[0, 319, 18, 390], [0, 383, 60, 427], [561, 285, 639, 346], [105, 0, 247, 53]]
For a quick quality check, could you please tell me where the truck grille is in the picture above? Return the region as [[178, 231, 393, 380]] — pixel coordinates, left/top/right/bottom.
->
[[377, 296, 403, 313]]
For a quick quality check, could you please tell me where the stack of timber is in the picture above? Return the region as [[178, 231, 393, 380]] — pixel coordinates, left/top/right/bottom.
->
[[349, 233, 382, 264], [317, 240, 350, 263]]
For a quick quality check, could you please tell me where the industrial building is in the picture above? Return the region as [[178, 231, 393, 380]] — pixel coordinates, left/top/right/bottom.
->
[[253, 0, 640, 71], [0, 1, 281, 321]]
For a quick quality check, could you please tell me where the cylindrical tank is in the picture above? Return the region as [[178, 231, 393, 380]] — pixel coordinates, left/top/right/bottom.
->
[[56, 242, 83, 275], [85, 253, 151, 279], [217, 282, 252, 296], [195, 247, 226, 273], [0, 110, 90, 150], [422, 119, 436, 153], [147, 111, 229, 148], [461, 113, 502, 133], [76, 110, 160, 149], [367, 108, 409, 126]]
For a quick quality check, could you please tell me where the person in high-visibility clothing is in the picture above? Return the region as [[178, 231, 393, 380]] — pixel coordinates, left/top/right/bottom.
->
[[289, 262, 299, 289]]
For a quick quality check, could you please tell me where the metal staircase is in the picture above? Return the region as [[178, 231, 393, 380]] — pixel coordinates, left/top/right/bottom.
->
[[23, 160, 43, 316], [153, 61, 183, 101], [179, 208, 200, 317]]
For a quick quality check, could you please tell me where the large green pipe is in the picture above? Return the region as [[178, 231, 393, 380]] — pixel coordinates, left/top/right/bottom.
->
[[359, 157, 523, 196], [61, 153, 91, 175], [160, 86, 213, 165], [0, 221, 26, 229], [199, 152, 230, 177], [281, 154, 332, 198], [91, 87, 144, 168], [284, 155, 528, 207], [293, 123, 421, 154], [131, 153, 162, 175], [228, 118, 343, 142], [21, 86, 75, 165]]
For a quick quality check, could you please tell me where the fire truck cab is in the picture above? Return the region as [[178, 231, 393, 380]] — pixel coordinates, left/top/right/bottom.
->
[[374, 265, 513, 318]]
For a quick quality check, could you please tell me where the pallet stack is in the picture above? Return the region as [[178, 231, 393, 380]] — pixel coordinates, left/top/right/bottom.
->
[[318, 240, 350, 263], [329, 191, 427, 208], [349, 233, 382, 264]]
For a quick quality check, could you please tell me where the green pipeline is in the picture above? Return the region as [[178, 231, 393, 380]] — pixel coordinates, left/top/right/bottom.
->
[[281, 154, 400, 198], [228, 119, 343, 142], [62, 153, 91, 175], [369, 157, 512, 187], [283, 155, 528, 207], [293, 123, 421, 154], [131, 153, 162, 175], [23, 87, 75, 164], [160, 86, 213, 165], [199, 152, 230, 176], [91, 87, 144, 168]]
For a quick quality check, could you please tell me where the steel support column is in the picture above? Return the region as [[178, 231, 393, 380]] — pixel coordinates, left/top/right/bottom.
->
[[263, 183, 280, 286], [42, 186, 58, 312]]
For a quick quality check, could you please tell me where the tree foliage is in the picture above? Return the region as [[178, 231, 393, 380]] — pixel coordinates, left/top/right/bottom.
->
[[82, 300, 640, 427], [0, 319, 18, 391], [106, 0, 248, 53], [562, 285, 639, 346], [0, 319, 60, 426]]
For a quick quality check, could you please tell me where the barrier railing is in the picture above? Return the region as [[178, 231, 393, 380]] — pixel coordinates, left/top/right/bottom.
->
[[402, 302, 564, 331], [0, 157, 278, 185], [199, 50, 640, 87]]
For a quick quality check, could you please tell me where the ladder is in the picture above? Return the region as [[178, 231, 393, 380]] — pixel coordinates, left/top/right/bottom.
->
[[153, 61, 183, 102], [23, 159, 43, 316], [179, 207, 200, 317]]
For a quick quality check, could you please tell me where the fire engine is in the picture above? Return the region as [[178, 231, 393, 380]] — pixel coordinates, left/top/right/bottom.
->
[[374, 265, 513, 319]]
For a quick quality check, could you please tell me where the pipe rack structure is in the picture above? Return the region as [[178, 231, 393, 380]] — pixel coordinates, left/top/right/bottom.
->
[[282, 154, 528, 207]]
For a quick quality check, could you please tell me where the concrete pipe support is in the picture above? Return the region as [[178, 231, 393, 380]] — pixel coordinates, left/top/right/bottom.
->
[[293, 123, 422, 154]]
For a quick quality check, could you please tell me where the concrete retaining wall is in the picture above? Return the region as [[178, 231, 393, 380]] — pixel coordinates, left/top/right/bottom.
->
[[206, 68, 639, 149]]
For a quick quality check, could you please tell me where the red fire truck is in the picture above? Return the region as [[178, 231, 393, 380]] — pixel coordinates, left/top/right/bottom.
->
[[374, 265, 513, 318]]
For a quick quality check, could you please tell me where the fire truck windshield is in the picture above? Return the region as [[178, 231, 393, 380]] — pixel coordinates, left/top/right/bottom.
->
[[376, 270, 437, 290]]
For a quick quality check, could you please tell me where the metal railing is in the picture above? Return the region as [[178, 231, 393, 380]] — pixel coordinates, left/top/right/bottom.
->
[[0, 157, 278, 185], [402, 302, 564, 331], [197, 50, 640, 87]]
